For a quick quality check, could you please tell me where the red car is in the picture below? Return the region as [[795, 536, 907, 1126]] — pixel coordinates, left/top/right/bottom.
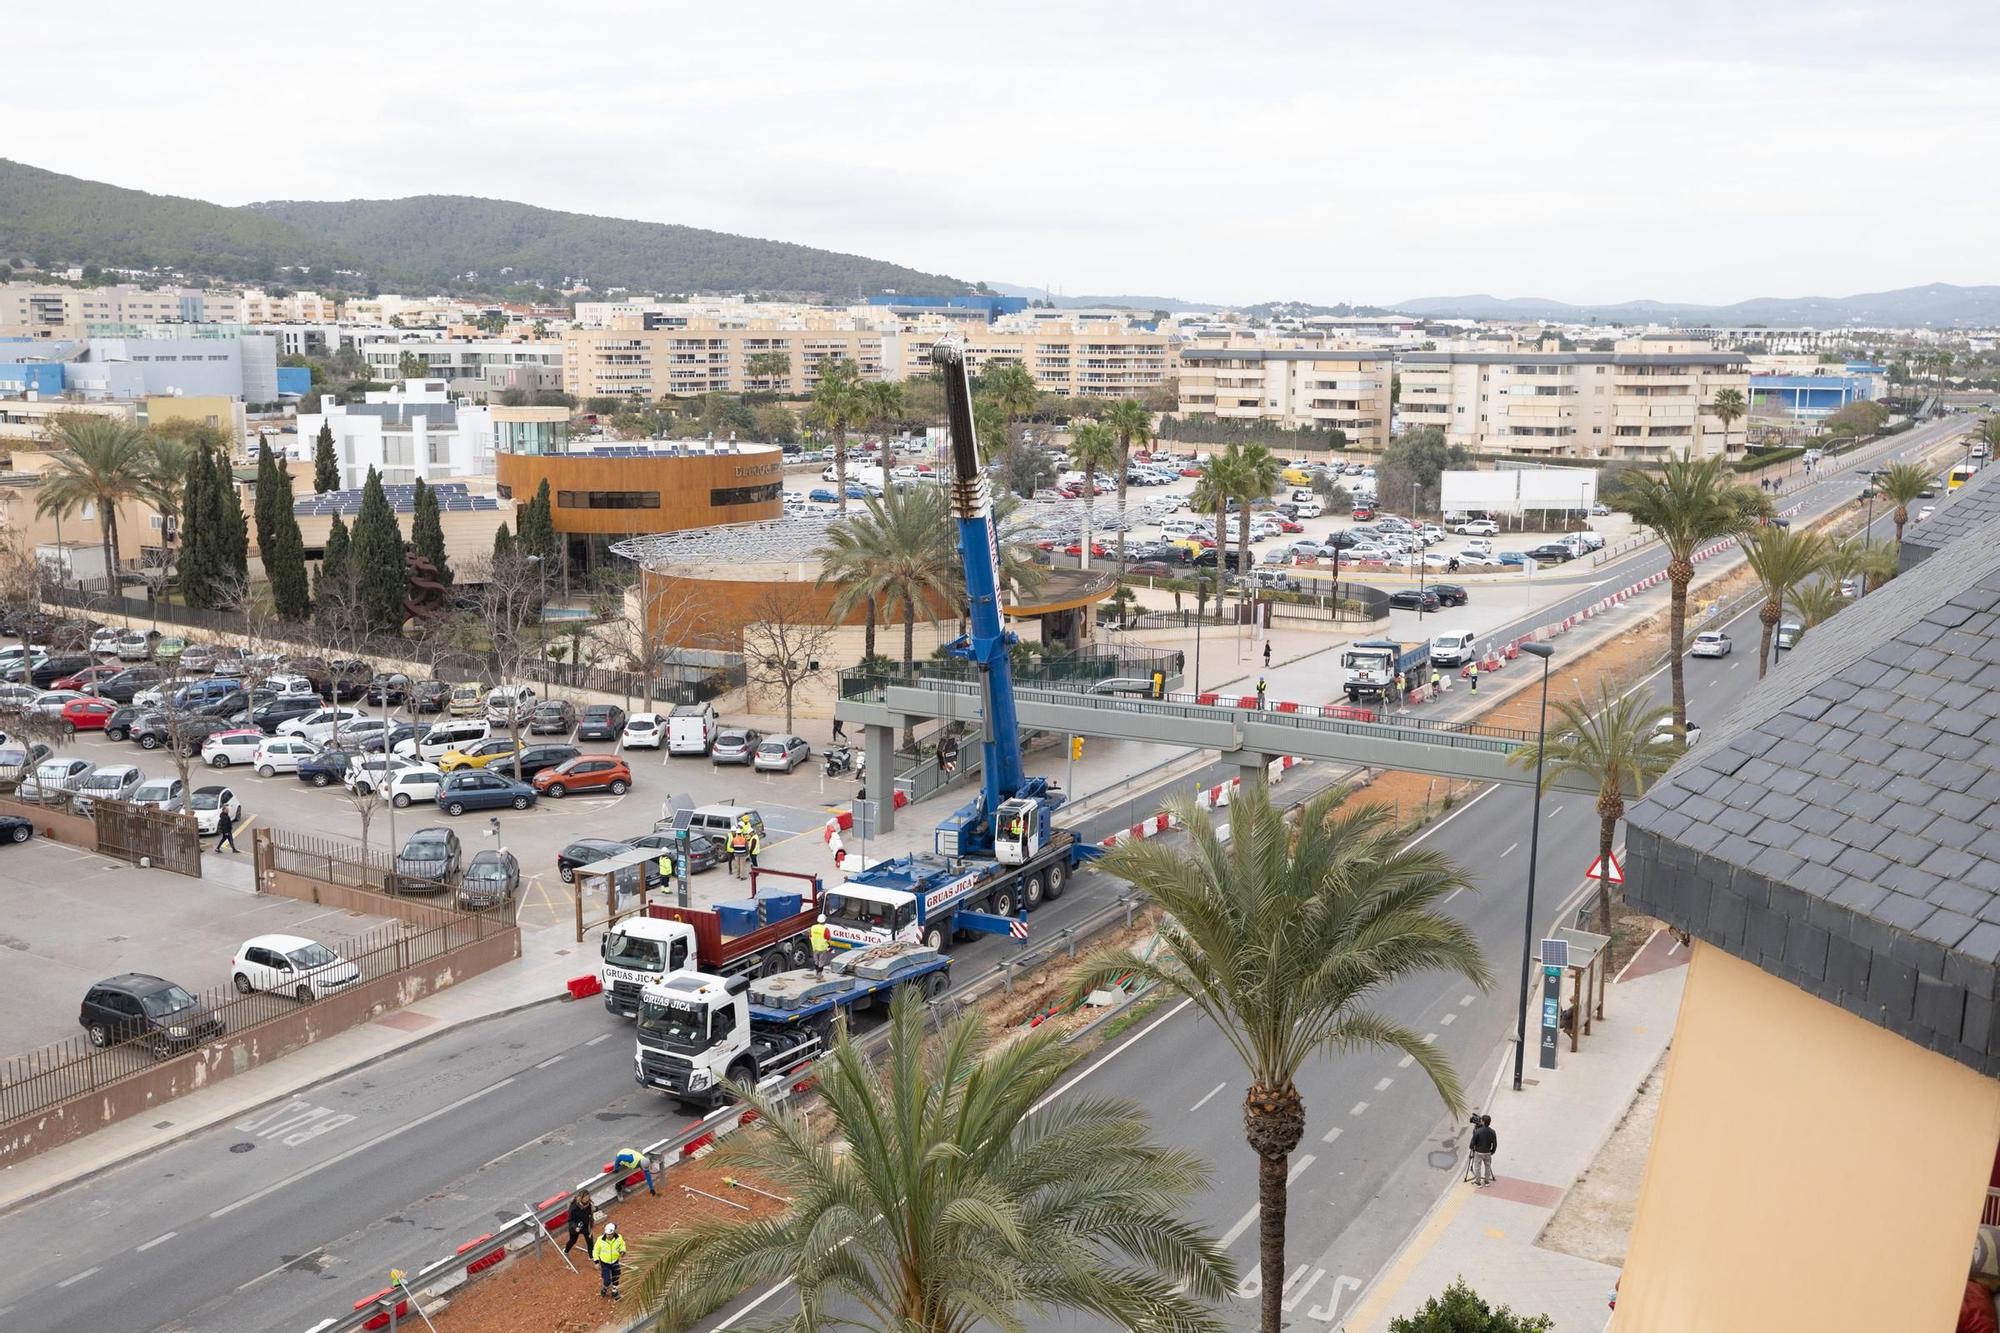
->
[[1179, 466, 1204, 478], [60, 697, 117, 734], [54, 664, 124, 692], [1352, 505, 1376, 521], [1063, 541, 1110, 558], [1274, 517, 1304, 533], [531, 754, 633, 798]]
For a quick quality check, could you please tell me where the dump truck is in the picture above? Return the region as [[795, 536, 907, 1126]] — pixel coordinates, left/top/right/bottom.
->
[[1341, 638, 1432, 702], [599, 868, 821, 1017]]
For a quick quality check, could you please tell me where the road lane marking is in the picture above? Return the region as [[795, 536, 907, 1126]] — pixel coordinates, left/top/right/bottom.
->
[[1397, 1053, 1416, 1068], [1440, 1012, 1457, 1025], [1031, 996, 1194, 1115], [1423, 1033, 1436, 1044], [1500, 843, 1518, 858], [1321, 1125, 1343, 1144], [1350, 1101, 1369, 1116], [209, 1077, 516, 1219], [1459, 995, 1474, 1006], [1287, 1153, 1315, 1185], [1550, 805, 1563, 816], [56, 1266, 100, 1289], [1220, 1203, 1260, 1248], [535, 1055, 564, 1070], [1188, 1082, 1227, 1113], [585, 1033, 612, 1046], [1374, 1077, 1394, 1092], [136, 1232, 177, 1252]]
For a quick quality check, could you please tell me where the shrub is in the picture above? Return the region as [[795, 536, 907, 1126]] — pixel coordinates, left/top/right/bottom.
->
[[1389, 1279, 1555, 1332]]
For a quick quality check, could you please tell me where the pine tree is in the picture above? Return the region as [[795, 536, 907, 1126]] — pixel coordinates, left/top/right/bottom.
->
[[313, 422, 338, 494], [264, 467, 311, 621], [316, 512, 351, 605], [253, 441, 280, 557], [518, 479, 556, 559], [492, 519, 515, 559], [410, 477, 452, 585], [217, 461, 249, 592], [350, 466, 407, 634], [179, 446, 220, 609]]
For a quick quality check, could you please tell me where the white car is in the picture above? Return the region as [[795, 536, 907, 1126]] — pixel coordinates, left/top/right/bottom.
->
[[27, 689, 86, 718], [381, 765, 447, 808], [230, 934, 361, 1003], [190, 784, 242, 835], [89, 627, 123, 656], [1452, 520, 1499, 536], [278, 707, 371, 744], [622, 712, 665, 749], [1690, 631, 1733, 659], [1918, 505, 1937, 522], [343, 754, 419, 796], [113, 630, 154, 662], [485, 685, 537, 728], [130, 775, 186, 813], [21, 755, 93, 802], [1654, 717, 1701, 748], [252, 736, 320, 777], [201, 729, 266, 768]]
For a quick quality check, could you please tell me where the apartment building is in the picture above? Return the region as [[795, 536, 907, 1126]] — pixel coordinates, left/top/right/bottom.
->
[[0, 283, 212, 339], [1176, 346, 1393, 449], [890, 323, 1172, 399], [561, 321, 887, 400], [1396, 336, 1750, 459], [359, 338, 565, 400], [231, 289, 337, 324], [293, 381, 494, 489]]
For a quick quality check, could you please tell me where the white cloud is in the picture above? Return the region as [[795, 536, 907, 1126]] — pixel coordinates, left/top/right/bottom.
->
[[7, 0, 1997, 305]]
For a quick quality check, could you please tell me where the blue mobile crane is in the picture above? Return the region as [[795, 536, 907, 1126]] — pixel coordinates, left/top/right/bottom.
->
[[821, 342, 1100, 954]]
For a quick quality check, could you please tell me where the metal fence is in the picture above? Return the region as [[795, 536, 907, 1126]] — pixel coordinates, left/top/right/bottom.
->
[[840, 646, 1181, 702], [0, 780, 205, 876], [266, 827, 514, 919], [0, 912, 502, 1128]]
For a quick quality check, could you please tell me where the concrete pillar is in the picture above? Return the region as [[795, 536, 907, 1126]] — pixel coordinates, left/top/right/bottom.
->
[[1223, 751, 1270, 793], [865, 722, 899, 834]]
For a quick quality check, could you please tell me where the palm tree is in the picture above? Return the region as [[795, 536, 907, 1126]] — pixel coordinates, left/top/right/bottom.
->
[[1191, 448, 1247, 612], [1610, 456, 1768, 737], [35, 413, 154, 593], [1876, 461, 1935, 547], [1788, 581, 1848, 642], [1071, 784, 1490, 1333], [745, 349, 792, 394], [857, 379, 904, 437], [1228, 443, 1285, 603], [625, 989, 1236, 1332], [1104, 398, 1154, 568], [981, 359, 1040, 443], [1509, 682, 1675, 939], [809, 358, 865, 515], [1068, 420, 1120, 570], [1977, 416, 2000, 457], [139, 431, 200, 559], [815, 485, 955, 668], [1740, 525, 1829, 677], [1709, 387, 1746, 454], [1823, 534, 1897, 597]]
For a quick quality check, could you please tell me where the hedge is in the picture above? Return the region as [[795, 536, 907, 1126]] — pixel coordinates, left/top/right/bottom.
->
[[1733, 446, 1805, 473]]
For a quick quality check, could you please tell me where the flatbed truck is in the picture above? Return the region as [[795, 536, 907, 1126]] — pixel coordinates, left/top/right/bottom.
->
[[633, 941, 952, 1110], [599, 868, 821, 1017]]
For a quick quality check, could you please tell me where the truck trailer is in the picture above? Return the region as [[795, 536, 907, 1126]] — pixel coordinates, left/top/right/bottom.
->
[[599, 868, 822, 1016]]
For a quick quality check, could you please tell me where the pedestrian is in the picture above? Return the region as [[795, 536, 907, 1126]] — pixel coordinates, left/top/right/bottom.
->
[[728, 820, 750, 879], [1262, 640, 1272, 668], [1174, 649, 1185, 674], [562, 1188, 595, 1256], [1468, 661, 1479, 693], [1256, 676, 1267, 709], [613, 1147, 657, 1196], [592, 1222, 626, 1299], [1469, 1114, 1498, 1186], [746, 828, 762, 875], [213, 804, 239, 854], [1448, 556, 1460, 574], [810, 913, 831, 976], [1394, 670, 1406, 700], [831, 717, 847, 743]]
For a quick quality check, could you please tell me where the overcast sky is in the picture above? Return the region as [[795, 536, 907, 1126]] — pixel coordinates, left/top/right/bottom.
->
[[8, 2, 1996, 306]]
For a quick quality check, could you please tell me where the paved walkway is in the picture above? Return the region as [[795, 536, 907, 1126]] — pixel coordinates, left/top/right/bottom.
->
[[1339, 935, 1689, 1332]]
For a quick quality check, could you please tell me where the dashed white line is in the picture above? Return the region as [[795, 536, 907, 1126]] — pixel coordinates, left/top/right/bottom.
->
[[585, 1033, 612, 1047], [1458, 995, 1475, 1007], [1440, 1013, 1457, 1025], [1286, 1153, 1316, 1185], [1501, 842, 1519, 858], [1321, 1125, 1344, 1144], [534, 1054, 564, 1070], [1188, 1082, 1228, 1113], [1550, 805, 1564, 817], [1373, 1076, 1394, 1092], [1396, 1053, 1416, 1069], [1422, 1032, 1437, 1044], [56, 1266, 101, 1289], [1349, 1101, 1370, 1116], [1220, 1204, 1260, 1248], [136, 1231, 177, 1252]]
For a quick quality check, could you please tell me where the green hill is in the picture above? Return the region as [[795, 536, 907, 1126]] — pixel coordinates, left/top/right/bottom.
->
[[0, 158, 975, 299]]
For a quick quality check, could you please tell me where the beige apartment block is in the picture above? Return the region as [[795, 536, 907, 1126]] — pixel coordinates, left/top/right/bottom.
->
[[1176, 346, 1393, 449], [891, 325, 1172, 399], [1397, 336, 1750, 459], [0, 283, 211, 339], [560, 321, 888, 400]]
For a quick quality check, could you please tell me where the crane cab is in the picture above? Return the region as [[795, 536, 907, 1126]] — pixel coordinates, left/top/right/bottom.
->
[[994, 796, 1044, 866]]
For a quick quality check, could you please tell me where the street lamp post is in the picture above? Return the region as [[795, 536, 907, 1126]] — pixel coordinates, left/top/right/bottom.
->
[[1512, 639, 1557, 1093]]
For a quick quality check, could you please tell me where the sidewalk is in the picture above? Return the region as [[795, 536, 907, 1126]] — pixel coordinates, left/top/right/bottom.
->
[[1340, 937, 1689, 1332], [0, 918, 587, 1214]]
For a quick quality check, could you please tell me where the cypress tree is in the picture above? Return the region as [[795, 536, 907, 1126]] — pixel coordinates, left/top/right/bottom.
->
[[217, 461, 249, 592], [253, 441, 279, 558], [492, 520, 514, 560], [264, 468, 311, 621], [313, 421, 339, 494], [518, 479, 556, 559], [410, 477, 452, 585], [179, 447, 220, 609], [350, 466, 407, 634], [317, 512, 351, 606]]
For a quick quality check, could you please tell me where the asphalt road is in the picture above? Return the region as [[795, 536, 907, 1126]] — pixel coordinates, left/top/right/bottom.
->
[[0, 422, 1961, 1333]]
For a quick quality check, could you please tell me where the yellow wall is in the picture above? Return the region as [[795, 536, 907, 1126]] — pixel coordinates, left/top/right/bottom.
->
[[1617, 943, 2000, 1330], [142, 396, 247, 447]]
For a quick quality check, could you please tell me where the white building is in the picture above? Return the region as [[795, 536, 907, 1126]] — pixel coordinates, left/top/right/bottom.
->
[[293, 380, 493, 489], [67, 332, 280, 405], [358, 338, 565, 400]]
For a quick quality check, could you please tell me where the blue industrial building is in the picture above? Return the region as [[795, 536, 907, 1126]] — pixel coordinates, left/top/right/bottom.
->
[[276, 366, 313, 398], [0, 361, 65, 395], [1749, 370, 1880, 419], [865, 293, 1028, 321]]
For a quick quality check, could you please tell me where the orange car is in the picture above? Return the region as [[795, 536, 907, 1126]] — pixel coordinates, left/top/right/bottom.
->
[[530, 754, 632, 798]]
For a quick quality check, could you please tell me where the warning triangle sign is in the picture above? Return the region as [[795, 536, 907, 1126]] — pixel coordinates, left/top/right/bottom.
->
[[1586, 852, 1625, 884]]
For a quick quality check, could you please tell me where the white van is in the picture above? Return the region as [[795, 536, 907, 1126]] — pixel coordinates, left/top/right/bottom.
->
[[395, 717, 491, 764], [667, 702, 719, 756], [1430, 631, 1478, 669], [1161, 518, 1203, 541]]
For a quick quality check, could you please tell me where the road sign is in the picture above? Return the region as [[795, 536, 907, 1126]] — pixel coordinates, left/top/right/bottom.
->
[[1584, 852, 1624, 884], [854, 799, 880, 840]]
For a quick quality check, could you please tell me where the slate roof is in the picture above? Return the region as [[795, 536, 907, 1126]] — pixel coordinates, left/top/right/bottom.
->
[[1900, 460, 2000, 573], [1624, 506, 2000, 1074]]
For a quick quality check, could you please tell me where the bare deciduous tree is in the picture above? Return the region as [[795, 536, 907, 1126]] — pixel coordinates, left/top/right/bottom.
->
[[739, 586, 835, 733]]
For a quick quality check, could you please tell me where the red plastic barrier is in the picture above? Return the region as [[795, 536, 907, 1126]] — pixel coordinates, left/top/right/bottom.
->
[[355, 1288, 409, 1332], [1237, 695, 1258, 709], [891, 790, 909, 809], [1503, 642, 1520, 660], [566, 974, 602, 1000], [1196, 692, 1220, 705], [456, 1232, 505, 1275], [1276, 700, 1299, 713], [680, 1132, 717, 1158]]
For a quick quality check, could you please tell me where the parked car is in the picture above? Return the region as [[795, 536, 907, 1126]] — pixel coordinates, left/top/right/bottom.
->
[[113, 630, 157, 662], [249, 695, 322, 734], [528, 699, 578, 735], [711, 727, 764, 765], [1387, 589, 1442, 612], [277, 707, 371, 744], [534, 755, 633, 798], [53, 663, 125, 693], [437, 770, 537, 816], [458, 849, 522, 910], [437, 736, 523, 771], [0, 812, 31, 844], [574, 703, 627, 741], [130, 775, 187, 814], [557, 836, 637, 884], [1429, 583, 1469, 608], [22, 755, 94, 803], [1525, 543, 1575, 563], [0, 740, 52, 779], [395, 826, 463, 885], [621, 712, 665, 749], [485, 685, 537, 728], [89, 626, 123, 656], [752, 734, 811, 773], [365, 673, 412, 706], [448, 681, 486, 717], [394, 717, 491, 764], [297, 747, 361, 788], [190, 785, 242, 835], [132, 713, 232, 756], [344, 754, 419, 796], [1451, 519, 1499, 536], [200, 728, 267, 767], [101, 705, 148, 743], [624, 828, 723, 876], [79, 974, 223, 1054], [177, 643, 220, 674], [153, 636, 188, 666], [72, 763, 147, 815], [412, 679, 452, 714], [230, 935, 358, 1002], [489, 742, 580, 782], [353, 721, 422, 754], [382, 765, 447, 808], [30, 654, 95, 689], [95, 666, 164, 703], [252, 736, 320, 777], [1690, 631, 1733, 658], [59, 697, 118, 734]]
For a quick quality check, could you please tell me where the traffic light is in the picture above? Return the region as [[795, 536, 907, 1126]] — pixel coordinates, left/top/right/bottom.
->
[[1070, 736, 1085, 762]]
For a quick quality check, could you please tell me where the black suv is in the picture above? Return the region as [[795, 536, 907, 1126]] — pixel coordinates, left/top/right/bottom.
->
[[557, 836, 641, 885], [29, 654, 94, 689], [251, 696, 322, 734], [131, 713, 233, 756], [575, 703, 627, 741], [365, 673, 411, 706], [1429, 583, 1469, 607], [79, 973, 224, 1055], [96, 667, 166, 704], [1387, 589, 1441, 612], [1526, 543, 1575, 563], [528, 699, 578, 735], [489, 742, 580, 782], [298, 747, 359, 788]]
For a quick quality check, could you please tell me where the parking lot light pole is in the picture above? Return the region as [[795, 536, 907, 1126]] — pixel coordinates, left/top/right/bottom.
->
[[1513, 640, 1556, 1093]]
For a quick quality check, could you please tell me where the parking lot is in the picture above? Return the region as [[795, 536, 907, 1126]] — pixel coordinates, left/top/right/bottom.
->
[[0, 836, 402, 1052], [36, 721, 861, 932]]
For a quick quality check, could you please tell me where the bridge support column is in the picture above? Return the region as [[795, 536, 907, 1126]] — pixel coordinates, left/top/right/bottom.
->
[[865, 723, 899, 834], [1223, 751, 1271, 794]]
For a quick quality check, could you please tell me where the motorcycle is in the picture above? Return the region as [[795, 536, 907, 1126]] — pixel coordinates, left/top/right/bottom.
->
[[823, 744, 864, 778]]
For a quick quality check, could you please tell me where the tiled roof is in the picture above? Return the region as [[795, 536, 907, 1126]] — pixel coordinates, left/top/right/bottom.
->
[[1900, 459, 2000, 573], [1625, 509, 2000, 1073]]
